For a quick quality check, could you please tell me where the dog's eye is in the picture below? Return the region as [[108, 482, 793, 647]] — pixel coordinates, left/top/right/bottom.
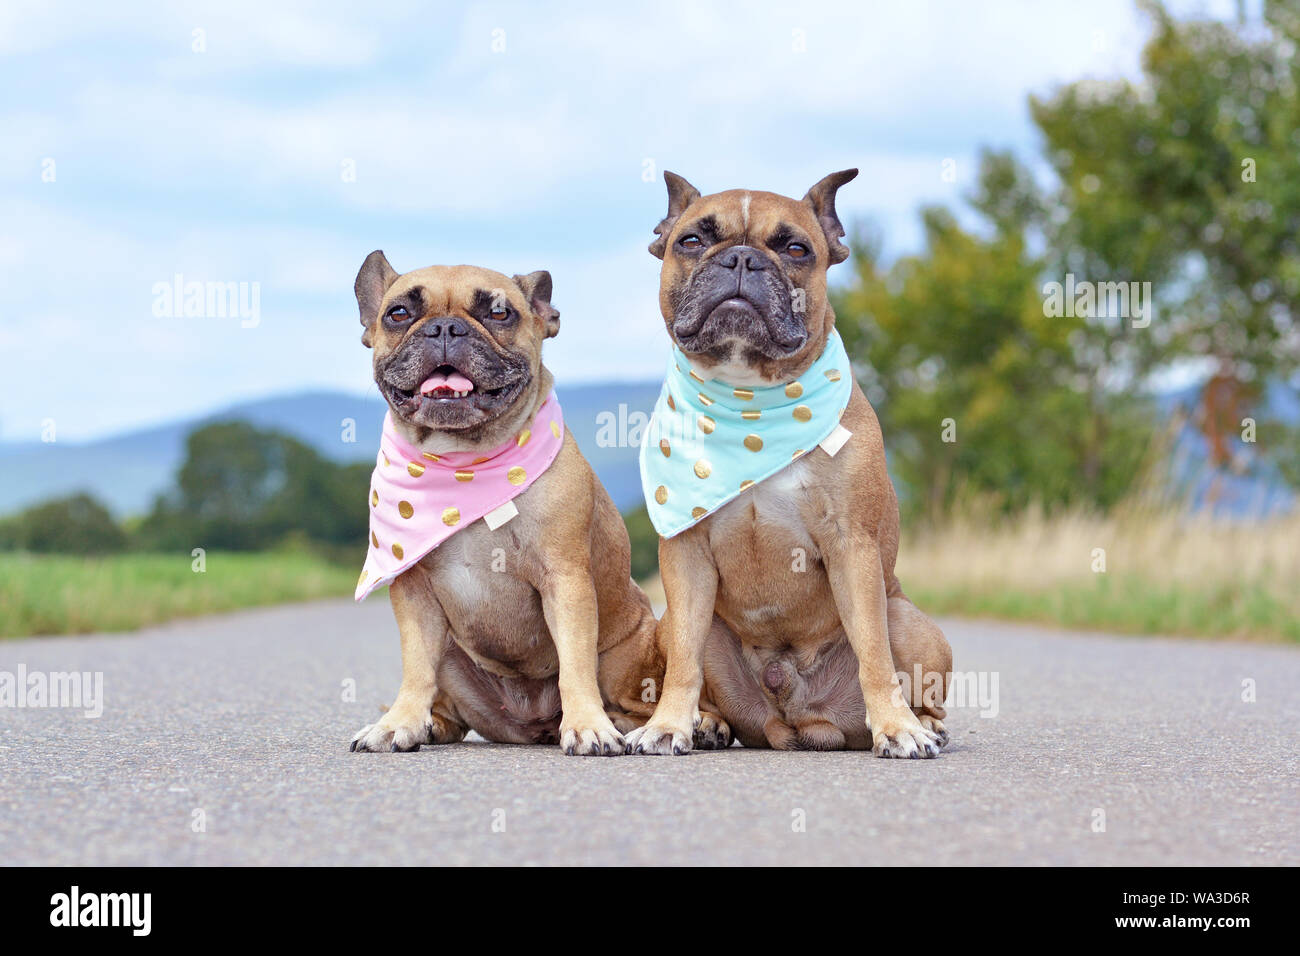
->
[[489, 304, 509, 320], [387, 306, 410, 321], [679, 235, 703, 250], [787, 243, 809, 259]]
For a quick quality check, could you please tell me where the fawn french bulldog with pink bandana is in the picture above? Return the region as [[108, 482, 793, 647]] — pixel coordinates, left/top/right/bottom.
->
[[348, 253, 730, 755]]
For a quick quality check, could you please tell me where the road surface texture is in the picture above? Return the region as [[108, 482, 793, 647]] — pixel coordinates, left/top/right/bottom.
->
[[1, 599, 1296, 865]]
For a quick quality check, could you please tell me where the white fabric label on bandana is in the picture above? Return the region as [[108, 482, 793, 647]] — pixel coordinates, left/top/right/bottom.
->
[[819, 424, 852, 457], [483, 499, 519, 531]]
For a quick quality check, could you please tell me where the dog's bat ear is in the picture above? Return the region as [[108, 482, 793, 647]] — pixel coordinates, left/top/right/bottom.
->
[[355, 250, 399, 348], [649, 170, 702, 259], [513, 270, 560, 339], [803, 168, 858, 266]]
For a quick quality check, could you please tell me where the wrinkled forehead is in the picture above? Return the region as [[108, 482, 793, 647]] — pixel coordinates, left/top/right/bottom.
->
[[386, 265, 524, 314], [679, 189, 819, 242]]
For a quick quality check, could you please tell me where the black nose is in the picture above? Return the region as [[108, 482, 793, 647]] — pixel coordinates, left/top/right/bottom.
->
[[422, 317, 469, 338], [716, 245, 767, 271]]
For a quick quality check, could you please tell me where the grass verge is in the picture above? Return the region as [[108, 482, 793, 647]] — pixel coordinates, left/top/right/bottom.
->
[[896, 507, 1300, 643], [0, 551, 358, 638]]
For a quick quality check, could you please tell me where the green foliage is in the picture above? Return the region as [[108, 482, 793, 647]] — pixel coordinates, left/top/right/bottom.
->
[[835, 150, 1155, 519], [0, 551, 356, 637], [136, 421, 369, 552], [908, 574, 1300, 644], [0, 493, 127, 554], [1029, 0, 1300, 483], [835, 2, 1300, 513], [623, 504, 660, 581]]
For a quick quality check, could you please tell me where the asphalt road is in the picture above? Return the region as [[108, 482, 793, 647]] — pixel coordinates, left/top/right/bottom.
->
[[1, 599, 1296, 866]]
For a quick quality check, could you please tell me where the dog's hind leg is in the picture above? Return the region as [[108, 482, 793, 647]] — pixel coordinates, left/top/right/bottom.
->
[[429, 689, 469, 745], [692, 680, 733, 750], [887, 593, 952, 747]]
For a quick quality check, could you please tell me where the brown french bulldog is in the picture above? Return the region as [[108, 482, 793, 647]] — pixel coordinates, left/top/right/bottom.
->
[[348, 253, 728, 755], [626, 171, 952, 758]]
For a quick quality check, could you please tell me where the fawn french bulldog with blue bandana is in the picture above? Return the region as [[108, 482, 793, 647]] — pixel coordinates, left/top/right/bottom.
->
[[629, 171, 952, 758]]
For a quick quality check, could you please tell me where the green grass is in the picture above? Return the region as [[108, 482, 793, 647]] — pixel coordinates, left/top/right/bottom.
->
[[0, 551, 360, 638], [906, 575, 1300, 644]]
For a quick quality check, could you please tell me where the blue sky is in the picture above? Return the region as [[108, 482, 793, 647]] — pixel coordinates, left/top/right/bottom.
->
[[0, 0, 1234, 441]]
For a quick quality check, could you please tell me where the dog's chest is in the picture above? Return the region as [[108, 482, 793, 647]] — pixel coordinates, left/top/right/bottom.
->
[[708, 458, 838, 639], [420, 523, 556, 677], [711, 457, 818, 546]]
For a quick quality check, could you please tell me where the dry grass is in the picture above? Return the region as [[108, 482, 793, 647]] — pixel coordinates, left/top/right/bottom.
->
[[897, 505, 1300, 642], [637, 505, 1299, 643]]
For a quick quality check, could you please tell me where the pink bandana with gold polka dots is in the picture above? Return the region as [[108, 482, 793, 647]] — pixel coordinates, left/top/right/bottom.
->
[[356, 392, 564, 601]]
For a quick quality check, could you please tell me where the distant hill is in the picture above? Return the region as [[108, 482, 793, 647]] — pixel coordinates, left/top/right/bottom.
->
[[0, 383, 662, 517], [2, 378, 1294, 520]]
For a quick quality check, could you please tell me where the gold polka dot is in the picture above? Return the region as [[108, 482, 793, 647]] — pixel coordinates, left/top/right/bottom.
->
[[370, 489, 378, 507], [694, 459, 712, 479], [407, 462, 425, 477], [508, 466, 527, 485], [421, 452, 440, 462], [659, 438, 671, 457], [698, 392, 714, 407], [654, 485, 669, 505], [825, 369, 842, 382], [698, 414, 715, 434], [454, 469, 474, 482], [471, 456, 489, 464], [358, 570, 368, 586], [691, 507, 707, 519], [793, 404, 812, 422], [391, 542, 405, 559], [740, 479, 755, 491], [517, 429, 531, 447], [792, 449, 805, 459], [733, 388, 754, 401], [442, 507, 460, 527], [550, 421, 561, 439], [689, 369, 705, 383], [744, 434, 763, 452], [666, 394, 676, 411], [382, 452, 390, 467], [398, 501, 414, 519], [371, 531, 379, 548], [741, 410, 761, 421], [785, 382, 804, 399]]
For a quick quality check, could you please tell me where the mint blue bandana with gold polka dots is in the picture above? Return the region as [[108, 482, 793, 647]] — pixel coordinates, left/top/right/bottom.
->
[[639, 329, 853, 538]]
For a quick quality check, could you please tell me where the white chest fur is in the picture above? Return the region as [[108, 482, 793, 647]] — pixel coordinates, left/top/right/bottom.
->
[[710, 456, 818, 546]]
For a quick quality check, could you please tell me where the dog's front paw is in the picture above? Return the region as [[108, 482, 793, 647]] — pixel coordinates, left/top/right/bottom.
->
[[870, 712, 942, 759], [692, 711, 732, 750], [349, 706, 433, 753], [560, 716, 627, 756], [626, 719, 693, 755]]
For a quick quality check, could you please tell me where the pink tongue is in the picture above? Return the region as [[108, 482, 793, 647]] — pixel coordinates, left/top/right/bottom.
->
[[419, 371, 474, 394]]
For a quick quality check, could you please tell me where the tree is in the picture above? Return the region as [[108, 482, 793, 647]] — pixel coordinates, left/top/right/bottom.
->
[[2, 494, 127, 554], [1030, 0, 1300, 479], [138, 421, 369, 552], [834, 150, 1153, 519]]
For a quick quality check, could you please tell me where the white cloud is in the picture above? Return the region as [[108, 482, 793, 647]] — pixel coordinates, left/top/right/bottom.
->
[[2, 0, 1232, 440]]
